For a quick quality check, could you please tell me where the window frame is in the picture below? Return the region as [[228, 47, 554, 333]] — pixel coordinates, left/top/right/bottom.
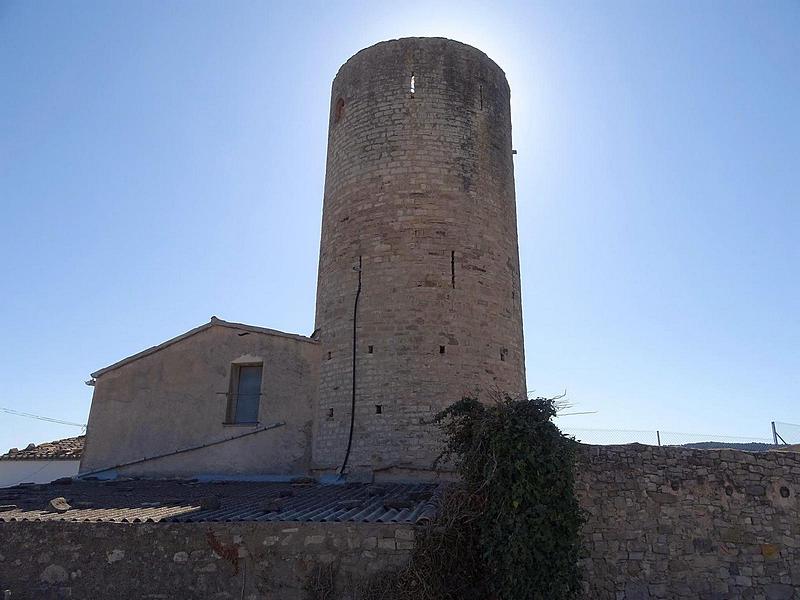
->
[[225, 362, 264, 425]]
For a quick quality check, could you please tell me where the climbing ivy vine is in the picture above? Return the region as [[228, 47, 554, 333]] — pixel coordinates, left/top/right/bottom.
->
[[435, 395, 586, 599], [352, 395, 585, 600]]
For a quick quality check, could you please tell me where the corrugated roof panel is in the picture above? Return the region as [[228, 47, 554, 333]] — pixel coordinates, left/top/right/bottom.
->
[[0, 479, 444, 525]]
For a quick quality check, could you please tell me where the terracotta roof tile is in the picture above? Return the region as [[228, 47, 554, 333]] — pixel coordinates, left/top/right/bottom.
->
[[1, 436, 84, 461]]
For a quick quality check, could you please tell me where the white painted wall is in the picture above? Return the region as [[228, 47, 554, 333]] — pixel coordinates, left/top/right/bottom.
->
[[0, 460, 80, 488]]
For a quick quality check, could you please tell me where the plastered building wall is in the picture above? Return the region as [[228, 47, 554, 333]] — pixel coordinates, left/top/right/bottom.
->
[[0, 460, 79, 487], [313, 38, 526, 475], [80, 323, 320, 478]]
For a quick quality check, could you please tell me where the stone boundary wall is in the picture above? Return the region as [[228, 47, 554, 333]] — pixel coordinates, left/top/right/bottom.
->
[[0, 521, 415, 599], [577, 445, 800, 599], [2, 445, 799, 599]]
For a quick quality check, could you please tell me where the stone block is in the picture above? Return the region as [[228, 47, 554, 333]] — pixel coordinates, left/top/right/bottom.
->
[[304, 535, 325, 546], [377, 538, 396, 550], [394, 528, 415, 541], [764, 584, 794, 600], [40, 565, 69, 585]]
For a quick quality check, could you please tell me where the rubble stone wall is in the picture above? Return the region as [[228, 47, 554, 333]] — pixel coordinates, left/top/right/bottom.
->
[[577, 445, 800, 599], [0, 521, 414, 600], [4, 445, 799, 599]]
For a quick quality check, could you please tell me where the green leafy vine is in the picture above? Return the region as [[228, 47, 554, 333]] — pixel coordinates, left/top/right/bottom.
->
[[352, 395, 586, 600]]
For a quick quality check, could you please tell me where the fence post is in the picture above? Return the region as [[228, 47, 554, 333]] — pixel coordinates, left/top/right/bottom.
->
[[656, 430, 661, 446], [772, 421, 778, 446]]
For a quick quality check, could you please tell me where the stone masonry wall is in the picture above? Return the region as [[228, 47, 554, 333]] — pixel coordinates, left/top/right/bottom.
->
[[4, 445, 798, 599], [313, 37, 526, 476], [0, 521, 415, 600], [577, 445, 800, 599]]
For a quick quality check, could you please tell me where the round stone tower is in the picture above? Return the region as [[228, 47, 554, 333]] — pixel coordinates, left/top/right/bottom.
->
[[313, 37, 525, 477]]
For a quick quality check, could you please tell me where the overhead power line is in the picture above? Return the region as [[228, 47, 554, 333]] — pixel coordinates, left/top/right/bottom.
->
[[0, 407, 86, 428]]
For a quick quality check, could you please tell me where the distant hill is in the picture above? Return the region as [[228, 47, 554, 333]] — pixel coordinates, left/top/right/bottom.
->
[[679, 441, 775, 452]]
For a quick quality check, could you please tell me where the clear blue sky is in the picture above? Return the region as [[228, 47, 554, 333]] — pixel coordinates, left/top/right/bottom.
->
[[1, 1, 798, 450]]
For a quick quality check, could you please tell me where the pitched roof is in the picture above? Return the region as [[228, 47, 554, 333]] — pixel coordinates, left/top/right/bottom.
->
[[1, 435, 84, 461], [91, 317, 318, 378], [0, 479, 444, 524]]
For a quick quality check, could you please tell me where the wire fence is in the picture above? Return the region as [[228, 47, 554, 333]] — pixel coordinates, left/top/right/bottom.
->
[[773, 421, 800, 445], [559, 426, 777, 451]]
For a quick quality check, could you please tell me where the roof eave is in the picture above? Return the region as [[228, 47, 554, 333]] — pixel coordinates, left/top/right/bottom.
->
[[91, 317, 318, 379]]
